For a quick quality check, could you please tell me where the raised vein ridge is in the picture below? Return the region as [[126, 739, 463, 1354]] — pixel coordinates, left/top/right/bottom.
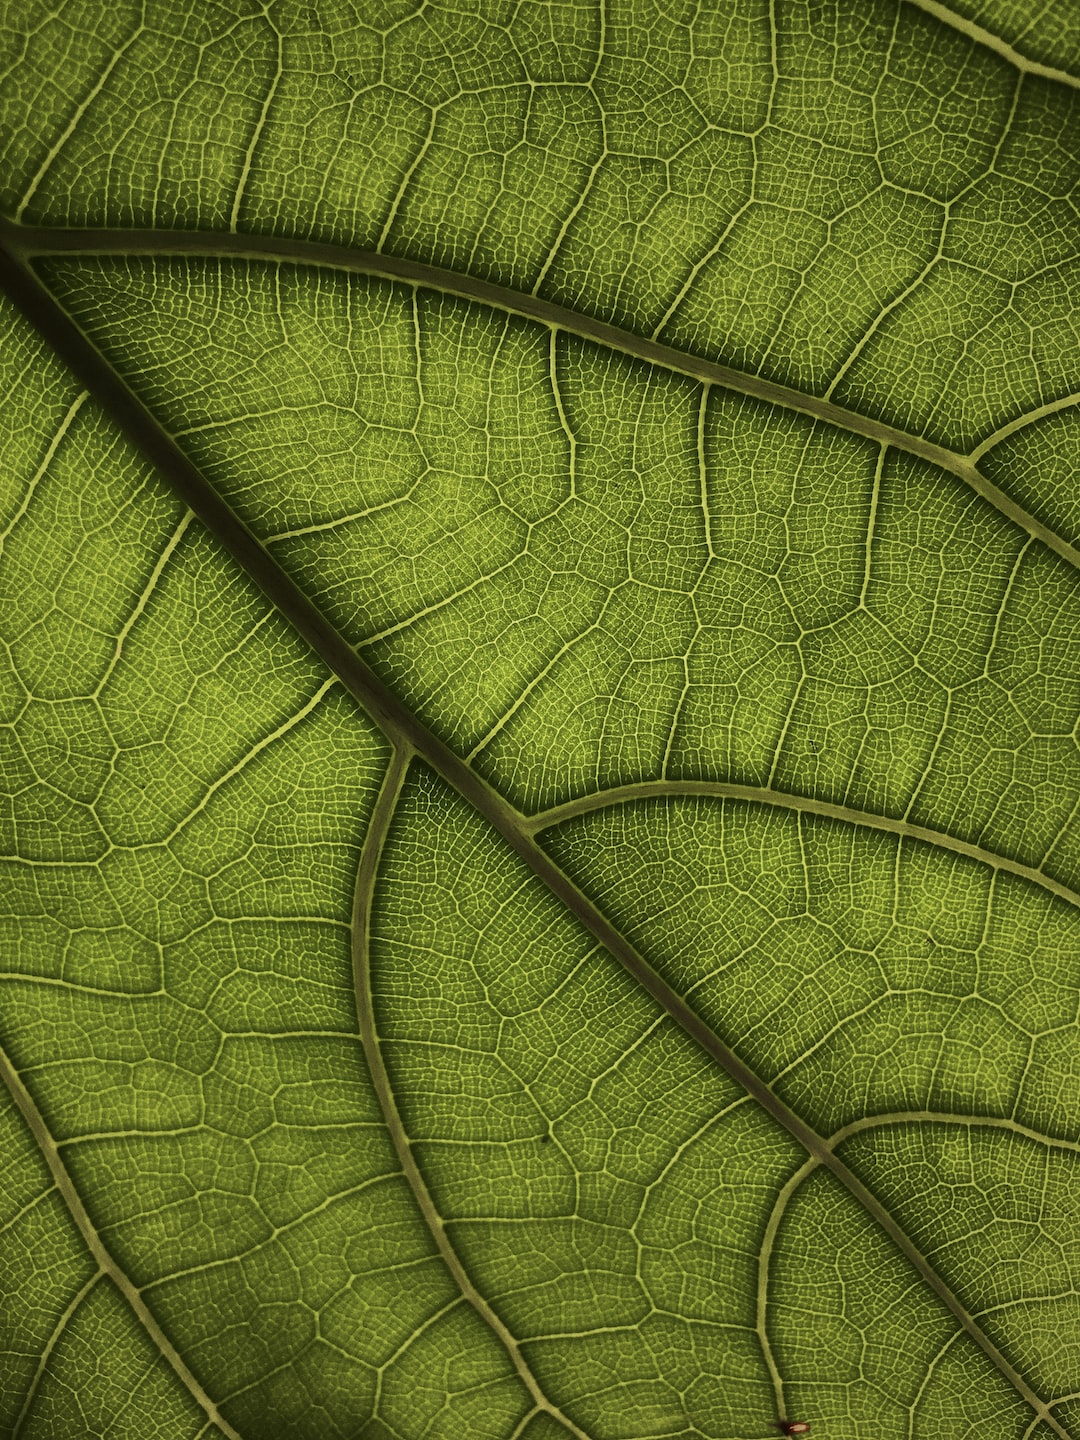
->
[[0, 1044, 243, 1440], [4, 218, 1079, 574], [904, 0, 1080, 89], [352, 748, 590, 1440], [0, 228, 1073, 1439], [527, 780, 1080, 912], [11, 1271, 103, 1438], [827, 1110, 1080, 1155]]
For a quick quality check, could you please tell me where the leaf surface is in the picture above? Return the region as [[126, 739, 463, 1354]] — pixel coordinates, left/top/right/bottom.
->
[[0, 2, 1079, 1438]]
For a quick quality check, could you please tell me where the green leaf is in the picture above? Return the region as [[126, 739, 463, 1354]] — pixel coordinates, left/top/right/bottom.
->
[[1, 2, 1079, 1438]]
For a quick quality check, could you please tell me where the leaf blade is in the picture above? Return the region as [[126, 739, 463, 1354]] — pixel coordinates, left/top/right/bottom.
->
[[2, 1, 1079, 1434]]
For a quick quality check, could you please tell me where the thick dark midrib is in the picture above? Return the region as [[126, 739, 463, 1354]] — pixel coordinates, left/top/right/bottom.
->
[[4, 218, 1079, 574], [0, 239, 1071, 1439], [0, 1044, 242, 1440], [528, 780, 1080, 912], [351, 749, 589, 1440]]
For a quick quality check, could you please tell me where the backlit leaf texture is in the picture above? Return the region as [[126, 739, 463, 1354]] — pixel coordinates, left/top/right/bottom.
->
[[1, 2, 1079, 1437]]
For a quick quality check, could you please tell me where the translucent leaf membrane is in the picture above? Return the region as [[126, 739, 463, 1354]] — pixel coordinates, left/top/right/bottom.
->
[[1, 992, 216, 1438], [543, 794, 1080, 1412], [47, 257, 1080, 892], [373, 767, 1045, 1438], [3, 2, 1078, 449], [0, 297, 536, 1438]]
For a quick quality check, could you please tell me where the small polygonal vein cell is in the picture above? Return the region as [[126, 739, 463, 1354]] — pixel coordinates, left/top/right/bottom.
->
[[3, 0, 1079, 456]]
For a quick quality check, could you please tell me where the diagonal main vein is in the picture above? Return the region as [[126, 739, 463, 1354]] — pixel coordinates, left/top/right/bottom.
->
[[0, 235, 1072, 1440], [3, 217, 1079, 573]]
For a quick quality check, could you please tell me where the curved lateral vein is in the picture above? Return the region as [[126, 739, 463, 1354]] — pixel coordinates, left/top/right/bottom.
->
[[828, 1109, 1080, 1155], [12, 1269, 103, 1438], [971, 390, 1080, 462], [903, 0, 1080, 90], [757, 1157, 816, 1425], [3, 219, 1079, 574], [351, 748, 591, 1440], [755, 1104, 1080, 1440], [0, 234, 1073, 1438], [0, 1044, 243, 1440], [525, 780, 1080, 911]]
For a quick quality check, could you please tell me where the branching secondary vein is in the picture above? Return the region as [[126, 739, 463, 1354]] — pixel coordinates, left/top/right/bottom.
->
[[11, 1269, 103, 1439], [4, 219, 1078, 573], [0, 1044, 243, 1440], [903, 0, 1080, 90], [526, 779, 1080, 912], [351, 748, 591, 1440], [0, 222, 1074, 1439]]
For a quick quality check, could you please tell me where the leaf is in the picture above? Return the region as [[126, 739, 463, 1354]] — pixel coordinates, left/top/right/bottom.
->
[[0, 2, 1079, 1438]]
